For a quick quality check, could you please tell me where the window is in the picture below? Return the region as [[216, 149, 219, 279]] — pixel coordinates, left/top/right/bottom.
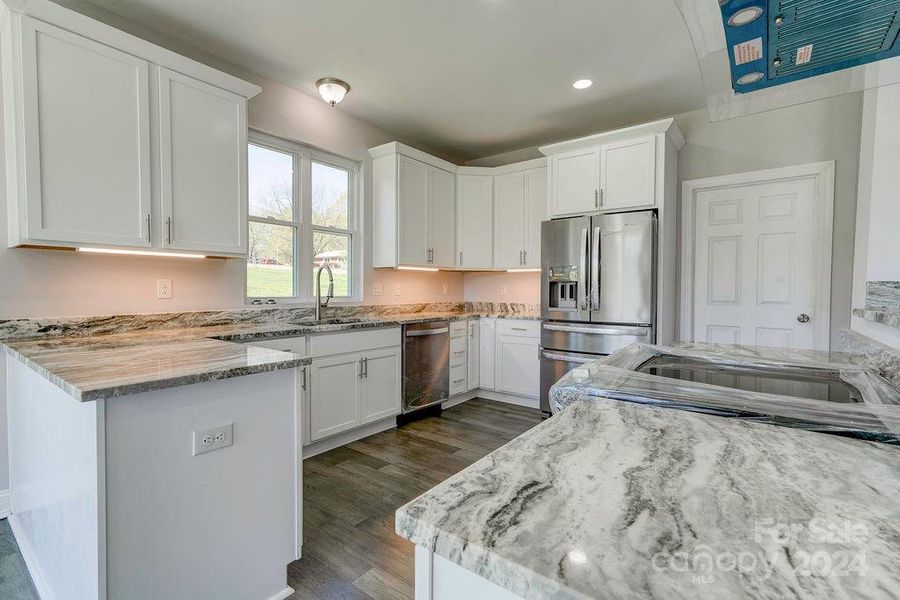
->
[[246, 132, 360, 302]]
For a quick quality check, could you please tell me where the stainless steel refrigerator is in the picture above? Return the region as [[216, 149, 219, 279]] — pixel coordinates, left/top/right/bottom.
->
[[540, 211, 657, 416]]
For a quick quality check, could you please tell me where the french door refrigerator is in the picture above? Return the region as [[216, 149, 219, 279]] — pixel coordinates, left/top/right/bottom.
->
[[540, 211, 657, 416]]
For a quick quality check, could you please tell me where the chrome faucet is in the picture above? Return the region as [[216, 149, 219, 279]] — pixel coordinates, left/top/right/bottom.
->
[[315, 265, 334, 321]]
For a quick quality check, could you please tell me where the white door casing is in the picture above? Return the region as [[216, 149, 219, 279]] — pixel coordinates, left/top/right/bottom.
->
[[681, 162, 834, 351]]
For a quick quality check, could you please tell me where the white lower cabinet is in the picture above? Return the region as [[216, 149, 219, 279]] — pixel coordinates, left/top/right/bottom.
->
[[494, 321, 540, 398], [309, 353, 364, 442], [361, 347, 402, 423], [467, 321, 480, 391]]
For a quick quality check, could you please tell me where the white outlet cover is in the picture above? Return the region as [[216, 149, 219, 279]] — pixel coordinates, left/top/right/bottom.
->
[[442, 283, 449, 295], [500, 284, 509, 296], [394, 283, 402, 296], [193, 423, 233, 456], [372, 281, 384, 296], [156, 278, 172, 299]]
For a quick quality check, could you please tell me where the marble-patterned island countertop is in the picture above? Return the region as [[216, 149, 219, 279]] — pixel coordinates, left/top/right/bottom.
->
[[1, 309, 539, 401], [396, 397, 900, 600]]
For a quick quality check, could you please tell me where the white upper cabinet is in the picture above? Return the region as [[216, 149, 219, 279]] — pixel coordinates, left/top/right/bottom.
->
[[11, 18, 153, 248], [158, 68, 248, 255], [397, 155, 430, 266], [456, 175, 493, 269], [371, 145, 457, 269], [2, 2, 260, 254], [493, 172, 526, 269], [599, 135, 656, 211], [548, 147, 599, 217], [428, 166, 456, 268], [540, 119, 684, 219], [523, 167, 547, 268]]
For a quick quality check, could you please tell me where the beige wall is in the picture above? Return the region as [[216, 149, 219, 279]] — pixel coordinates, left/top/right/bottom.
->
[[464, 272, 540, 304]]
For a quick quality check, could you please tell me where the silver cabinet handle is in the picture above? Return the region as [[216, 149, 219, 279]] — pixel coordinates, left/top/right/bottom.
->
[[453, 350, 466, 355], [363, 357, 368, 378], [301, 367, 307, 391], [594, 189, 599, 209], [452, 378, 466, 384], [166, 216, 173, 244], [511, 327, 528, 331], [523, 250, 527, 264], [459, 250, 463, 266], [406, 327, 449, 337], [358, 358, 364, 378], [146, 214, 151, 243]]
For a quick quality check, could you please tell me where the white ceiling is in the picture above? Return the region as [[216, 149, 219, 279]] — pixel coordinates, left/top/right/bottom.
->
[[81, 0, 706, 161]]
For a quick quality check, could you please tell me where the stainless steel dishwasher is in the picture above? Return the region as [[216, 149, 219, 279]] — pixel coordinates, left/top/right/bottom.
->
[[402, 321, 450, 414]]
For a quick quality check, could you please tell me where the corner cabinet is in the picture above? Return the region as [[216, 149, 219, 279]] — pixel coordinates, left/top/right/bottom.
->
[[2, 4, 260, 256], [456, 175, 494, 269], [371, 143, 456, 268], [493, 166, 546, 269], [540, 119, 684, 219]]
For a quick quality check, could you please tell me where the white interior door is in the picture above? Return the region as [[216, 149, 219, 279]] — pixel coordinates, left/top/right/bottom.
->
[[688, 172, 830, 350]]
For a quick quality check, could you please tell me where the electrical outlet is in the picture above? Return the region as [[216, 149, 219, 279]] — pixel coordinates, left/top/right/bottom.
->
[[192, 423, 233, 456], [372, 282, 384, 296], [156, 278, 172, 299], [393, 283, 402, 296], [500, 284, 509, 296], [442, 283, 449, 295]]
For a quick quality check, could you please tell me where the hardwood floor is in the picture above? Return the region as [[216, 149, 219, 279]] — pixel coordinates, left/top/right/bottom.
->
[[286, 398, 542, 600]]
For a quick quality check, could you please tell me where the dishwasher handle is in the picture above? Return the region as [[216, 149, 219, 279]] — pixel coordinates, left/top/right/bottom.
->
[[405, 327, 449, 337]]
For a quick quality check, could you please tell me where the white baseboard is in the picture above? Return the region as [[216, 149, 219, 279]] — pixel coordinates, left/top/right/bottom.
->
[[302, 416, 396, 459], [0, 489, 9, 520], [9, 513, 54, 600], [267, 586, 295, 600], [476, 389, 541, 409], [442, 390, 477, 409]]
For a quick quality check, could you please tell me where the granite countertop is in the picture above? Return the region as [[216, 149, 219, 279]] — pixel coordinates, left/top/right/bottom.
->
[[396, 397, 900, 599], [550, 343, 900, 442], [2, 310, 538, 401]]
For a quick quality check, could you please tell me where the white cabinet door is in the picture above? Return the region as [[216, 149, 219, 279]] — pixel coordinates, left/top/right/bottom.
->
[[467, 321, 480, 391], [398, 156, 430, 266], [429, 167, 456, 268], [158, 68, 247, 255], [479, 319, 496, 390], [523, 167, 547, 268], [600, 136, 657, 210], [19, 17, 152, 247], [456, 175, 494, 268], [549, 147, 599, 217], [361, 347, 401, 423], [309, 353, 363, 442], [493, 172, 526, 269], [495, 335, 540, 398]]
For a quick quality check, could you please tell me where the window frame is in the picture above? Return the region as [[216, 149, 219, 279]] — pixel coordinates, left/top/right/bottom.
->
[[245, 130, 362, 304]]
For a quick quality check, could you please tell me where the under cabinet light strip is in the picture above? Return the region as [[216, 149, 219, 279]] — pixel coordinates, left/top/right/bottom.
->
[[77, 248, 206, 259]]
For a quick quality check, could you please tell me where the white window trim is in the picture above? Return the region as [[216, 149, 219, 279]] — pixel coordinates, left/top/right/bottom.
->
[[246, 130, 363, 304]]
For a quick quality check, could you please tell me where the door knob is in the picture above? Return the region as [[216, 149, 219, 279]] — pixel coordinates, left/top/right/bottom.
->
[[797, 313, 810, 323]]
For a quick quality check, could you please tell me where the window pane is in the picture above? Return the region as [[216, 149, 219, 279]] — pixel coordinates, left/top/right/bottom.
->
[[311, 161, 349, 228], [312, 232, 350, 297], [247, 221, 295, 297], [249, 144, 294, 221]]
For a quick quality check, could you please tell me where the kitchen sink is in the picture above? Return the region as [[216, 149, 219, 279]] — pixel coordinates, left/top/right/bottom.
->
[[290, 317, 371, 326]]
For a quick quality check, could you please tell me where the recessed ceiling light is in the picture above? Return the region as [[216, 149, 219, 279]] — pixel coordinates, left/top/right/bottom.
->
[[736, 71, 764, 85], [572, 79, 593, 90], [727, 6, 763, 27]]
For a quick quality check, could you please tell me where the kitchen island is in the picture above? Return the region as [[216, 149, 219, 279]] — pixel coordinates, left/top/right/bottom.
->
[[396, 390, 900, 599]]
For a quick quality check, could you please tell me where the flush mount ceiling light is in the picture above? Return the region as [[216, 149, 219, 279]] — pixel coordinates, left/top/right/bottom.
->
[[736, 71, 764, 85], [316, 77, 350, 106], [572, 79, 593, 90], [727, 5, 763, 27]]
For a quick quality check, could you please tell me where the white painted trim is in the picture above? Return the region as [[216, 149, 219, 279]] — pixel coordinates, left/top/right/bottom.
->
[[442, 390, 477, 409], [368, 141, 458, 173], [266, 586, 295, 600], [476, 389, 540, 409], [457, 157, 547, 176], [415, 545, 434, 600], [539, 117, 685, 155], [9, 513, 54, 600], [301, 415, 396, 459], [0, 489, 9, 519], [680, 161, 835, 350]]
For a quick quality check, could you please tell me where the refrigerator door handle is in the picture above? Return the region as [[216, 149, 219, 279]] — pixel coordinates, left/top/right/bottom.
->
[[591, 226, 601, 310], [543, 323, 651, 336], [579, 227, 589, 311]]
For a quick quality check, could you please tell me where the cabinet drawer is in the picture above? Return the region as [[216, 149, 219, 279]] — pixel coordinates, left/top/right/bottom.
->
[[496, 320, 540, 339], [309, 327, 401, 357], [450, 337, 467, 366], [244, 336, 306, 354], [450, 365, 468, 396], [449, 321, 467, 338]]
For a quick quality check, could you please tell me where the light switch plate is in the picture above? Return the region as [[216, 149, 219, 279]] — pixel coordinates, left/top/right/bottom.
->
[[192, 423, 233, 456], [156, 278, 172, 299]]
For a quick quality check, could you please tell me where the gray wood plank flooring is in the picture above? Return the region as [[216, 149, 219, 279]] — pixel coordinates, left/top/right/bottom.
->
[[286, 398, 542, 599]]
